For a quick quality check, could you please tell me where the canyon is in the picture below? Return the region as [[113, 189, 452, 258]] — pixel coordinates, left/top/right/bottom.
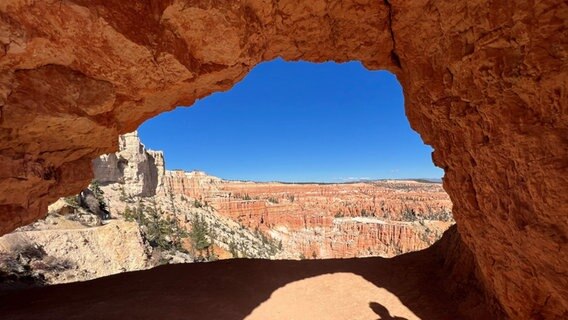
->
[[1, 131, 454, 288], [168, 170, 453, 259], [0, 1, 566, 319], [109, 132, 454, 261]]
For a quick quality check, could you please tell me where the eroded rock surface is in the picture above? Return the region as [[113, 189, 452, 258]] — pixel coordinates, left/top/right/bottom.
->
[[0, 1, 566, 318], [169, 172, 454, 258], [91, 132, 452, 260], [93, 131, 165, 197], [0, 218, 148, 286]]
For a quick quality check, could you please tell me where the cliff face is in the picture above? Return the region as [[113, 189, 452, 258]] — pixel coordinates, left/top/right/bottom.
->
[[0, 1, 566, 318], [162, 170, 225, 199], [202, 180, 453, 258], [90, 132, 452, 260], [93, 131, 164, 197], [89, 134, 295, 261]]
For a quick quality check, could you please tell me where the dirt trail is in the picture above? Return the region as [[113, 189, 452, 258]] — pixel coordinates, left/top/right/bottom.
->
[[0, 234, 491, 320]]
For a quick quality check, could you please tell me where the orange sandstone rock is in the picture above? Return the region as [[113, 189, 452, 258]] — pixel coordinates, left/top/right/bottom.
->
[[0, 1, 566, 318], [186, 179, 454, 258]]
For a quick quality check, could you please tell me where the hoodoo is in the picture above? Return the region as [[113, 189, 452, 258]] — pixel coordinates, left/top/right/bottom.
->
[[0, 1, 566, 318]]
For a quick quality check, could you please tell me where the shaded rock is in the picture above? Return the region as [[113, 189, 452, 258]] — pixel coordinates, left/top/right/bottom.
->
[[78, 188, 105, 222], [0, 1, 565, 318]]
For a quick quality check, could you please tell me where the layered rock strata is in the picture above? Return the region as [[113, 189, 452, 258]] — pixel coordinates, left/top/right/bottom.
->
[[172, 174, 454, 258], [93, 131, 165, 197], [94, 132, 453, 260]]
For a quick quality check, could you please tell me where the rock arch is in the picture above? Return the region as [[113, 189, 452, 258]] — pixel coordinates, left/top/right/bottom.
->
[[0, 1, 566, 318]]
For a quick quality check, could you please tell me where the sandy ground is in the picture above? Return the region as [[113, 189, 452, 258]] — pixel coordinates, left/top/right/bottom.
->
[[247, 273, 419, 320], [0, 251, 489, 320]]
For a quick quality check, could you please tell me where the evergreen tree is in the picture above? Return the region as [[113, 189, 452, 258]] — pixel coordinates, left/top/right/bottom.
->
[[228, 241, 238, 258], [189, 215, 211, 258], [89, 180, 109, 216]]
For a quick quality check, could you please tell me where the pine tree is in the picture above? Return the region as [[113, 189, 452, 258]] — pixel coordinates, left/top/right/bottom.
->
[[89, 180, 108, 214], [189, 215, 211, 257]]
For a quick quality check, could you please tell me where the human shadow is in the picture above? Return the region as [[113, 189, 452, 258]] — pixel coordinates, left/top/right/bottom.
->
[[370, 302, 409, 320]]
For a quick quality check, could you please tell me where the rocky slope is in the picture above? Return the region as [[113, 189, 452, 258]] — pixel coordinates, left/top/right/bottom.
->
[[0, 213, 148, 287], [99, 132, 454, 260], [95, 132, 285, 261], [0, 131, 454, 285], [169, 172, 454, 259], [0, 1, 566, 318]]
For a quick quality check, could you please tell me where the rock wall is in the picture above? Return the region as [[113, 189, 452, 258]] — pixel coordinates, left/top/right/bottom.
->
[[94, 133, 452, 260], [0, 219, 148, 285], [0, 1, 566, 318], [273, 218, 452, 259], [162, 170, 226, 199], [93, 131, 164, 197], [158, 170, 453, 258]]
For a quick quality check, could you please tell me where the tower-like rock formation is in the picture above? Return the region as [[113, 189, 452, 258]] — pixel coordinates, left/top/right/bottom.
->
[[92, 131, 164, 197]]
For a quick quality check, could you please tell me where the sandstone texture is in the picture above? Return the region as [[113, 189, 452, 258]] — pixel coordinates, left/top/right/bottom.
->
[[0, 217, 148, 286], [0, 1, 566, 318]]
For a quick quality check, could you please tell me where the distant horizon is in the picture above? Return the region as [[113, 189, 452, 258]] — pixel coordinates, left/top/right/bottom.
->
[[139, 59, 443, 182], [162, 167, 443, 184]]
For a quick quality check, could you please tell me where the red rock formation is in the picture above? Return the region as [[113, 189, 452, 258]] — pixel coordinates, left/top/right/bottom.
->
[[162, 170, 226, 199], [181, 179, 453, 258], [0, 1, 566, 318]]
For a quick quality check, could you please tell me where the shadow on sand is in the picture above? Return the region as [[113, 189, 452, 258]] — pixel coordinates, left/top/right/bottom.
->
[[370, 302, 409, 320], [0, 226, 490, 319]]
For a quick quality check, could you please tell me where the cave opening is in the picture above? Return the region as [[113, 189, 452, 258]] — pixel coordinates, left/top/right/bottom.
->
[[0, 0, 563, 318], [0, 60, 455, 290], [15, 59, 457, 319], [118, 59, 454, 261]]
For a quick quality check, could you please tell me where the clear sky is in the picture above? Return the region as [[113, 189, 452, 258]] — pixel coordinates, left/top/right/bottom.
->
[[138, 59, 443, 182]]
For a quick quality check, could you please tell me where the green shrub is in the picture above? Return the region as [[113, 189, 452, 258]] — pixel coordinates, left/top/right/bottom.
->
[[189, 215, 211, 252], [401, 207, 417, 222], [64, 196, 78, 206], [127, 202, 187, 253], [89, 180, 108, 213]]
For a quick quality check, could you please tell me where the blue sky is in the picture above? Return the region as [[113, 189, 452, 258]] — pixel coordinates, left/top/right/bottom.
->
[[138, 59, 443, 182]]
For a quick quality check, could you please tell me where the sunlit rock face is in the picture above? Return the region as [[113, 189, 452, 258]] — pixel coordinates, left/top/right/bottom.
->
[[89, 133, 454, 261], [171, 175, 454, 258], [0, 1, 566, 318], [0, 218, 148, 285], [93, 131, 164, 197]]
